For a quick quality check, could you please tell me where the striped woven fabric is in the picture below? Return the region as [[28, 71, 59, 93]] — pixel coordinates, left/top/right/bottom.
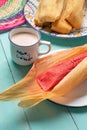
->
[[0, 0, 27, 32]]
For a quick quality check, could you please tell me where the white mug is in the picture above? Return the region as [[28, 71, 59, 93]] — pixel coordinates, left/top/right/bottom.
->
[[9, 27, 51, 66]]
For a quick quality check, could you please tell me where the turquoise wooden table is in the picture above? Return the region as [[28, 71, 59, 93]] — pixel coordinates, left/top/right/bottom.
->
[[1, 27, 87, 130]]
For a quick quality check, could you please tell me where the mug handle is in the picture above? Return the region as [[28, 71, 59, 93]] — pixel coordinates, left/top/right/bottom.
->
[[38, 40, 51, 56]]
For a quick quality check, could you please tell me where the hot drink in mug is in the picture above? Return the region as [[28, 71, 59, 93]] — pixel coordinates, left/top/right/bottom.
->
[[9, 27, 51, 65]]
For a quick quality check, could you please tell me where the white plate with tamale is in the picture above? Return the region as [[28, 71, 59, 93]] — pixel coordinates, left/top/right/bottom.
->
[[38, 47, 87, 107], [24, 0, 87, 38], [0, 46, 87, 108]]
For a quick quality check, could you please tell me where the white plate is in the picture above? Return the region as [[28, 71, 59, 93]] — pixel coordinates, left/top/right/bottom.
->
[[24, 0, 87, 38]]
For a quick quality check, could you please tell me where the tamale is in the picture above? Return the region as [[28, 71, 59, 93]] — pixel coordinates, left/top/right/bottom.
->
[[34, 1, 49, 27], [51, 19, 72, 34], [37, 52, 87, 91], [51, 57, 87, 97], [66, 0, 85, 29], [51, 0, 73, 34], [19, 57, 87, 108], [38, 0, 64, 23]]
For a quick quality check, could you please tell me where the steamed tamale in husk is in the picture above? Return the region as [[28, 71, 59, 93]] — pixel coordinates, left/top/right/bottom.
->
[[0, 45, 87, 108]]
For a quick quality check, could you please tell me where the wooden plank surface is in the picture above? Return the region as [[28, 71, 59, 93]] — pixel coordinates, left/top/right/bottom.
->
[[0, 30, 87, 130]]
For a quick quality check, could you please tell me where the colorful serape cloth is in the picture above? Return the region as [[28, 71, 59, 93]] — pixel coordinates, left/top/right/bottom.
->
[[0, 0, 27, 32]]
